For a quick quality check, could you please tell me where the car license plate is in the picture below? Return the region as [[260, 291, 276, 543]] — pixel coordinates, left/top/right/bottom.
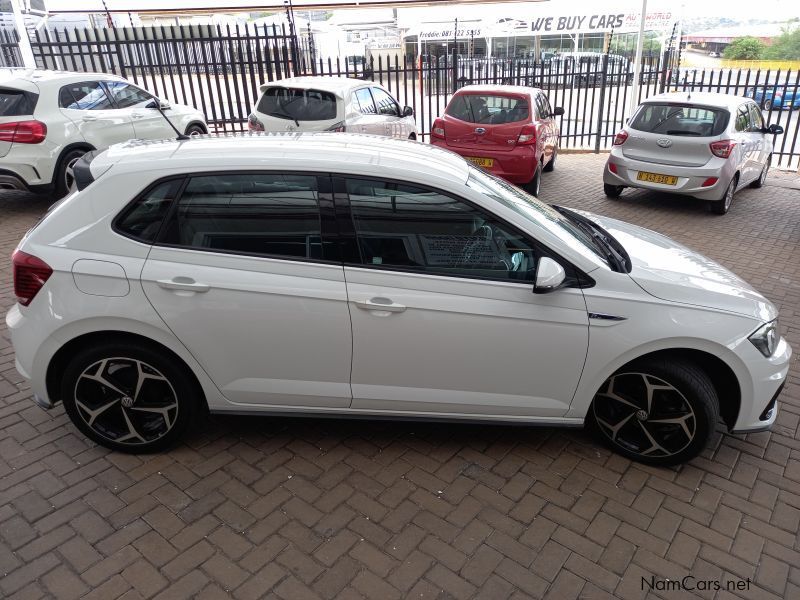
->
[[466, 157, 494, 168], [637, 171, 677, 185]]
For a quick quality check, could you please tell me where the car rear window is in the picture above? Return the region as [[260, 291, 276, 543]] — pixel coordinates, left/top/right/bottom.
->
[[629, 103, 729, 137], [0, 88, 37, 116], [257, 87, 337, 121], [446, 94, 530, 125]]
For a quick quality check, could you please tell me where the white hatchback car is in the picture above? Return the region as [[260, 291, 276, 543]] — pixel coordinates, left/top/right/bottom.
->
[[6, 134, 790, 465], [247, 76, 417, 139], [0, 69, 207, 198], [603, 92, 784, 214]]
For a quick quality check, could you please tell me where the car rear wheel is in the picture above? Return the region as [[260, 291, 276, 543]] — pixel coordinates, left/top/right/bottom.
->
[[588, 358, 719, 466], [61, 342, 199, 453], [604, 183, 623, 198], [524, 163, 542, 197], [711, 176, 737, 215], [54, 149, 88, 199], [750, 155, 770, 188]]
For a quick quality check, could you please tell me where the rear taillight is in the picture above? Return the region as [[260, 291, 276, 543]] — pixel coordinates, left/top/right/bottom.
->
[[613, 130, 628, 145], [0, 120, 47, 144], [247, 114, 264, 132], [12, 250, 52, 307], [431, 118, 445, 139], [516, 124, 537, 145], [710, 140, 736, 159], [326, 121, 347, 133]]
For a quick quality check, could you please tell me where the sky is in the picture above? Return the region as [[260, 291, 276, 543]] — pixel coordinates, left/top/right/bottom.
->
[[39, 0, 800, 20]]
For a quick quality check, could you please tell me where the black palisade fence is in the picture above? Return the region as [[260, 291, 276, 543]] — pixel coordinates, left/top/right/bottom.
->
[[0, 26, 798, 169]]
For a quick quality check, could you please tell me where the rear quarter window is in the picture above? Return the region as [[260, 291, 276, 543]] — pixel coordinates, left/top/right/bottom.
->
[[629, 103, 729, 137], [256, 87, 338, 121], [0, 88, 38, 116]]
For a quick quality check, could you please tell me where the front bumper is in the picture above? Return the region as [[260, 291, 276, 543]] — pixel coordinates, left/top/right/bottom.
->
[[731, 336, 791, 433], [603, 153, 734, 201]]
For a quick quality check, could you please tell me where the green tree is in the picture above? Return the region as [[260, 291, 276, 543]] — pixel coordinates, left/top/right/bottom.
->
[[763, 27, 800, 60], [723, 37, 765, 60]]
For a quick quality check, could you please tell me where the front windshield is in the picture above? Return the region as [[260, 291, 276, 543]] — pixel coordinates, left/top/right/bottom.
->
[[466, 167, 608, 263]]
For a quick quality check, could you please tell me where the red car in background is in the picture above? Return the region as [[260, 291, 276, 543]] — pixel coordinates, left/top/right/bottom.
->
[[430, 85, 564, 196]]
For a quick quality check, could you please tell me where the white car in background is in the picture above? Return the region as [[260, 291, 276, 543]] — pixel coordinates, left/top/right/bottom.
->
[[0, 69, 207, 198], [247, 76, 417, 139], [6, 134, 790, 465], [603, 92, 784, 214]]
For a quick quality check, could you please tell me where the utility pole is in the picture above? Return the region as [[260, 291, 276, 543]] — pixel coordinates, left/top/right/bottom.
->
[[11, 0, 36, 69]]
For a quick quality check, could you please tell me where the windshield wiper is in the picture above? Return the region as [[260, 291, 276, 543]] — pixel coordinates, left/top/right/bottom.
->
[[552, 206, 631, 273], [268, 94, 302, 126]]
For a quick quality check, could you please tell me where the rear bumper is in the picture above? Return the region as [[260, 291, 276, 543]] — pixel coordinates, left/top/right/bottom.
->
[[0, 169, 30, 191], [431, 140, 538, 184]]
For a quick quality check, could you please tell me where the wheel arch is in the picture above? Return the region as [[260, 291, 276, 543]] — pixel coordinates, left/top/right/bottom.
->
[[51, 142, 97, 186], [185, 120, 208, 134]]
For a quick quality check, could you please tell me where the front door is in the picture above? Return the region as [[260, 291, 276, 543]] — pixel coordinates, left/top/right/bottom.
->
[[351, 88, 385, 135], [103, 81, 173, 140], [337, 176, 589, 417], [140, 171, 353, 408]]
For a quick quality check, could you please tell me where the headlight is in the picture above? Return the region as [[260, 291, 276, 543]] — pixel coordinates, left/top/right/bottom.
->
[[749, 319, 779, 357]]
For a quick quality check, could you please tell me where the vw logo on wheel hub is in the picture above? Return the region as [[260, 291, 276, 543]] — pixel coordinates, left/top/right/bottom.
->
[[121, 395, 134, 408], [636, 409, 649, 421]]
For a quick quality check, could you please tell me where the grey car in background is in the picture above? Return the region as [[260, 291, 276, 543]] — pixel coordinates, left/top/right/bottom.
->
[[603, 92, 784, 214]]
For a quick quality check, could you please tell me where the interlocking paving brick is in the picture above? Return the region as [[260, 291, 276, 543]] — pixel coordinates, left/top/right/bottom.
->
[[1, 158, 799, 597]]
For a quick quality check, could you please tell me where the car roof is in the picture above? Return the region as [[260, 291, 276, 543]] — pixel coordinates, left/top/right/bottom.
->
[[259, 76, 374, 96], [456, 84, 543, 96], [95, 132, 471, 186], [641, 91, 753, 110], [0, 68, 125, 89]]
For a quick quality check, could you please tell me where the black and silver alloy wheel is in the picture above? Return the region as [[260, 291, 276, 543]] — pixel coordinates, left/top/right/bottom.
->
[[73, 357, 178, 445], [589, 359, 718, 466], [62, 342, 198, 452]]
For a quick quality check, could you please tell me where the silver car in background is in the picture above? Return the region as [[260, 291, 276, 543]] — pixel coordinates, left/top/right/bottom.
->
[[603, 92, 784, 214]]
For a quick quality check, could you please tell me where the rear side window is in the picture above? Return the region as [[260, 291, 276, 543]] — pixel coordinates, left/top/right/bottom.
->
[[445, 94, 530, 125], [257, 87, 337, 121], [59, 82, 114, 110], [159, 173, 324, 260], [0, 88, 37, 116], [629, 103, 729, 136], [115, 179, 183, 243]]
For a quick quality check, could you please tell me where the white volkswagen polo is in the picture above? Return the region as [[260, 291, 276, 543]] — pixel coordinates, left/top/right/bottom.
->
[[6, 134, 790, 465]]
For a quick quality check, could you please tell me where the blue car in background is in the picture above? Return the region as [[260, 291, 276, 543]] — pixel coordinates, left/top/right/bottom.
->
[[745, 87, 800, 110]]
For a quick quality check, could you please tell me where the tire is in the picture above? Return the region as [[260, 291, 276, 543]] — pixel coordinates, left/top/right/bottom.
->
[[54, 148, 88, 199], [61, 341, 200, 453], [750, 155, 770, 188], [604, 183, 623, 198], [524, 162, 542, 197], [711, 176, 737, 215], [588, 358, 719, 466], [408, 133, 417, 141], [543, 148, 556, 172], [185, 124, 206, 137]]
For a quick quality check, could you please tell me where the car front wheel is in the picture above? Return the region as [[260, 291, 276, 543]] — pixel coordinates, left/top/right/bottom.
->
[[525, 162, 542, 197], [61, 342, 199, 453], [588, 358, 719, 466], [750, 155, 770, 188]]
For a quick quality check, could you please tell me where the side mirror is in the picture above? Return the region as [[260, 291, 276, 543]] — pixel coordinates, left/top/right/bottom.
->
[[533, 257, 566, 294], [402, 105, 414, 117], [767, 124, 784, 135], [146, 99, 171, 110], [553, 106, 565, 116]]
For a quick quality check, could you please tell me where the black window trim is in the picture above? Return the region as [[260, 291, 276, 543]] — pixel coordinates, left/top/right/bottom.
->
[[113, 170, 342, 266], [331, 173, 592, 289], [59, 80, 116, 110]]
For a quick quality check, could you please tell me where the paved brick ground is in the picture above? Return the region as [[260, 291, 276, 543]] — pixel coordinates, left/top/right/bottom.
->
[[1, 154, 799, 600]]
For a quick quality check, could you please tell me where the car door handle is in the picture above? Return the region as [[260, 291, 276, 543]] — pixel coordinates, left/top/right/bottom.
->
[[131, 112, 145, 120], [81, 115, 97, 121], [354, 297, 406, 312], [156, 278, 210, 293]]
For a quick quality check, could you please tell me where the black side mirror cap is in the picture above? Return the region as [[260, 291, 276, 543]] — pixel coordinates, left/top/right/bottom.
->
[[767, 124, 784, 135], [145, 99, 158, 109], [553, 106, 565, 116], [402, 105, 414, 117]]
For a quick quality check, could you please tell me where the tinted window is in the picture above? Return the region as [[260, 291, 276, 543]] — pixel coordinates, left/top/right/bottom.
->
[[257, 87, 337, 121], [59, 82, 114, 110], [630, 103, 729, 136], [104, 82, 153, 109], [0, 88, 37, 116], [354, 88, 376, 115], [346, 178, 538, 282], [115, 179, 182, 243], [445, 94, 529, 124], [734, 104, 750, 132], [370, 87, 399, 116], [748, 103, 764, 131], [537, 94, 552, 119], [161, 173, 323, 259]]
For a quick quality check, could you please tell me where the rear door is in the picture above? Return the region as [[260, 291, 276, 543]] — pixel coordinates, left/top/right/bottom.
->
[[0, 85, 39, 158], [623, 102, 729, 167], [59, 81, 137, 147]]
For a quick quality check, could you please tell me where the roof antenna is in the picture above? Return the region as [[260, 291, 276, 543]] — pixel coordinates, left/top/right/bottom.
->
[[147, 99, 190, 141]]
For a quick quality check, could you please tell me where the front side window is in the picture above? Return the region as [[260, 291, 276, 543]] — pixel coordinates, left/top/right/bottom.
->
[[159, 173, 323, 260], [257, 87, 338, 121], [630, 103, 729, 136], [59, 82, 114, 110], [354, 88, 376, 115], [104, 82, 153, 109], [346, 177, 538, 282], [115, 179, 183, 243], [748, 103, 765, 131], [370, 87, 399, 116], [538, 94, 552, 119], [734, 105, 750, 132], [445, 94, 530, 125]]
